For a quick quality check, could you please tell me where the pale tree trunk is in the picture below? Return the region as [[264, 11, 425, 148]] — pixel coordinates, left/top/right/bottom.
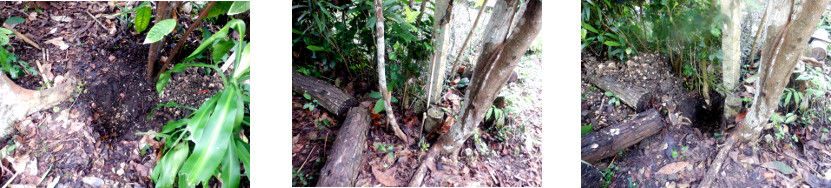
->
[[738, 0, 822, 143], [374, 0, 409, 144], [0, 73, 75, 137], [409, 0, 541, 186], [424, 0, 453, 108], [701, 0, 828, 186], [720, 0, 743, 117]]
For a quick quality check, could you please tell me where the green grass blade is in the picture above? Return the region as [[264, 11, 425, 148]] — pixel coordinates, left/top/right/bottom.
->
[[187, 93, 221, 142], [180, 87, 238, 185], [232, 42, 250, 81], [235, 138, 250, 177], [143, 19, 177, 44]]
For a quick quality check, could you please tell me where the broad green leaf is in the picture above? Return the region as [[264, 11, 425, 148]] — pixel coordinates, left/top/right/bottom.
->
[[235, 138, 250, 177], [605, 91, 613, 96], [143, 19, 177, 44], [390, 96, 398, 103], [582, 22, 598, 33], [369, 92, 382, 99], [185, 20, 245, 62], [232, 42, 250, 81], [303, 93, 311, 100], [228, 1, 250, 15], [486, 108, 493, 120], [221, 135, 241, 188], [581, 125, 593, 136], [306, 45, 325, 51], [581, 29, 586, 40], [374, 99, 385, 114], [603, 41, 621, 47], [161, 119, 189, 134], [211, 38, 235, 63], [187, 93, 221, 142], [206, 1, 233, 19], [152, 143, 189, 188], [181, 87, 238, 185], [785, 114, 797, 124], [4, 17, 24, 24], [134, 6, 151, 33], [0, 34, 8, 46], [147, 102, 197, 120], [773, 161, 794, 174], [0, 28, 12, 35], [0, 46, 8, 74]]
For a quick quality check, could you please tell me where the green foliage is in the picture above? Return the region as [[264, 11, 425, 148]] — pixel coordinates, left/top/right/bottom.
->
[[601, 162, 619, 188], [228, 1, 251, 15], [143, 19, 177, 44], [581, 125, 593, 136], [292, 0, 433, 97], [605, 91, 621, 106], [370, 91, 398, 114], [145, 18, 250, 188], [134, 5, 151, 33]]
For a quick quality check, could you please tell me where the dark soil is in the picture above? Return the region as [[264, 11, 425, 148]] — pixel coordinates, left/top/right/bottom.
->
[[0, 1, 245, 187]]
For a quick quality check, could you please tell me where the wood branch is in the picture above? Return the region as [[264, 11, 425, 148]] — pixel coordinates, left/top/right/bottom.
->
[[317, 106, 370, 187], [415, 0, 429, 27], [447, 0, 489, 82], [374, 0, 409, 144], [2, 24, 40, 50], [747, 0, 771, 65], [154, 1, 216, 80], [581, 109, 664, 163], [291, 72, 357, 117], [586, 73, 653, 112]]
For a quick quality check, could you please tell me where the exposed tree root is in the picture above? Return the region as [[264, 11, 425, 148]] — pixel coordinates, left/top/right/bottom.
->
[[0, 72, 76, 137], [700, 133, 738, 187]]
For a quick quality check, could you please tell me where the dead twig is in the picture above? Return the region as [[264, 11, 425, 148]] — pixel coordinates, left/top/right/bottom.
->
[[1, 168, 20, 188], [85, 10, 107, 31], [295, 145, 317, 175], [3, 23, 40, 50], [35, 60, 50, 88]]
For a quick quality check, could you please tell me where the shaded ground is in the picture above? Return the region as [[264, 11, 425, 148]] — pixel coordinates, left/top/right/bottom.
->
[[0, 2, 243, 187], [581, 48, 831, 187]]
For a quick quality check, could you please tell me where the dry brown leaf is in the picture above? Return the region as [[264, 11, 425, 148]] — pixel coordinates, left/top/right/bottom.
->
[[45, 37, 68, 50], [656, 161, 688, 175], [371, 166, 399, 186]]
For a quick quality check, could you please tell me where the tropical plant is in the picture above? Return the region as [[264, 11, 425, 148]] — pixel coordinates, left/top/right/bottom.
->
[[0, 17, 37, 79], [141, 18, 250, 187]]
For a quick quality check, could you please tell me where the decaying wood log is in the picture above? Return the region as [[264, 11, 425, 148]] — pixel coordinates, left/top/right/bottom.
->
[[317, 106, 370, 187], [291, 72, 357, 117], [587, 73, 654, 112], [581, 109, 664, 163]]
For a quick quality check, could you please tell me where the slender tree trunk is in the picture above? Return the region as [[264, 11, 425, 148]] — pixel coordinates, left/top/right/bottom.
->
[[409, 0, 541, 186], [146, 1, 178, 81], [424, 0, 453, 108], [737, 0, 824, 143], [374, 0, 409, 144], [720, 0, 743, 117]]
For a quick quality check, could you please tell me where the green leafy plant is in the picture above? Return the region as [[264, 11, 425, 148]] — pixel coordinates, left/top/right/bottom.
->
[[600, 161, 619, 188], [369, 91, 398, 114], [301, 93, 319, 111], [142, 18, 250, 188], [605, 91, 621, 106], [374, 142, 395, 159], [0, 18, 37, 80], [143, 19, 177, 44], [581, 125, 593, 136]]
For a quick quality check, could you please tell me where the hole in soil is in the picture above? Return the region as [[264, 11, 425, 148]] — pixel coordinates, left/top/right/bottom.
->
[[692, 90, 725, 135]]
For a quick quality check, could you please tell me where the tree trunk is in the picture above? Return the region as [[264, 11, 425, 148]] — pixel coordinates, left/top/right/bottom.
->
[[409, 0, 540, 186], [374, 0, 409, 144], [0, 73, 75, 138], [146, 1, 178, 81], [581, 109, 664, 163], [291, 71, 357, 117], [737, 0, 826, 143], [720, 0, 744, 118], [317, 106, 370, 187], [424, 0, 453, 108]]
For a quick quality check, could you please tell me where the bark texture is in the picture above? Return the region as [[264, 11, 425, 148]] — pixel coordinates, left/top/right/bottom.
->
[[316, 106, 370, 187], [374, 0, 409, 143], [738, 0, 827, 143], [720, 0, 743, 118], [581, 109, 664, 163], [586, 73, 653, 112], [425, 0, 453, 107], [409, 0, 540, 186], [146, 1, 178, 81], [0, 73, 75, 137], [291, 71, 357, 117]]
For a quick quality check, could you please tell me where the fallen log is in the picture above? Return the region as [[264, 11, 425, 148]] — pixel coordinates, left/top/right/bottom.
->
[[581, 109, 664, 163], [317, 106, 370, 187], [587, 73, 653, 112], [292, 71, 357, 117]]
